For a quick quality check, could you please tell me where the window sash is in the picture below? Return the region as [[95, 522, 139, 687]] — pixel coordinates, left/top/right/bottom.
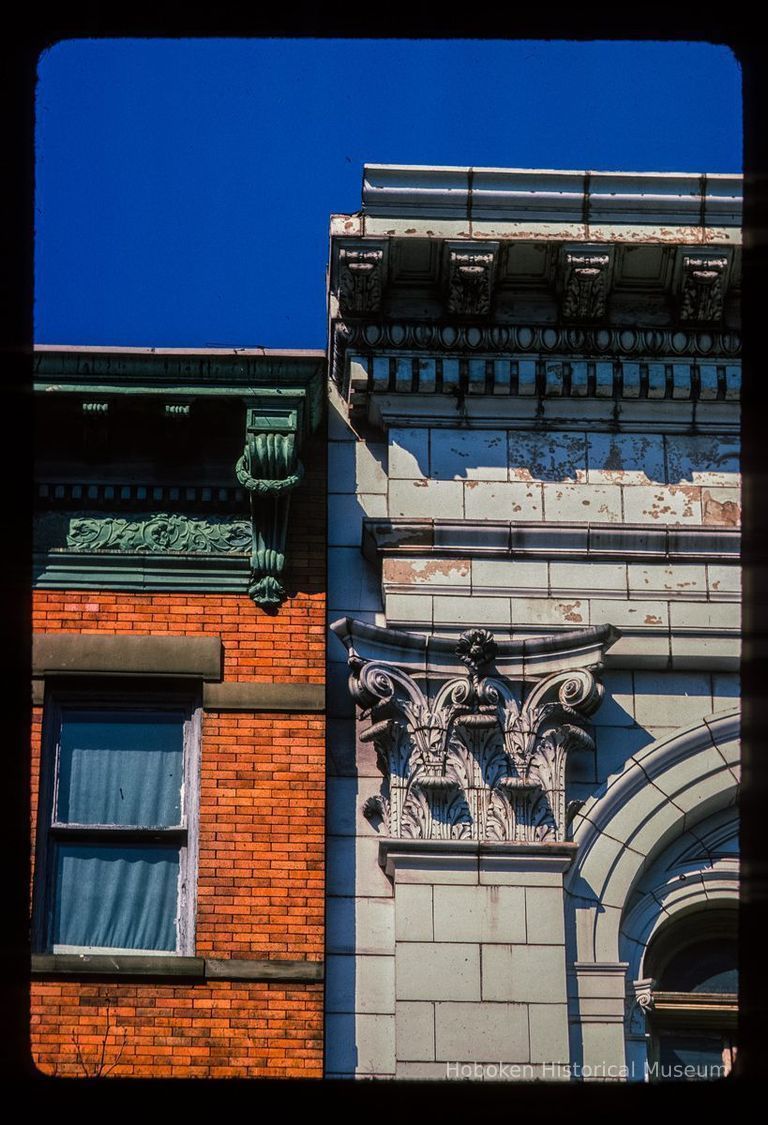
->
[[34, 688, 200, 957]]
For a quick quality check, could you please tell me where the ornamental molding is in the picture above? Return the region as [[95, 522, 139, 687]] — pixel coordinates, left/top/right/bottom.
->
[[626, 978, 655, 1036], [679, 252, 730, 323], [445, 242, 499, 317], [559, 247, 614, 321], [332, 619, 618, 844], [338, 244, 387, 314], [236, 403, 306, 609], [334, 319, 741, 360], [66, 514, 251, 555]]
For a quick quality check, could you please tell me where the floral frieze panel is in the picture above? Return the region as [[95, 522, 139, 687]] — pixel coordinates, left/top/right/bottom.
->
[[345, 626, 608, 844], [66, 514, 252, 554]]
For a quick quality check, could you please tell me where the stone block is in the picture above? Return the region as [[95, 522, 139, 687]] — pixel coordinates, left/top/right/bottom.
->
[[356, 441, 389, 494], [326, 895, 395, 956], [587, 432, 665, 484], [670, 634, 741, 670], [396, 943, 481, 1001], [464, 481, 543, 520], [431, 428, 508, 480], [384, 592, 432, 627], [510, 597, 589, 628], [524, 887, 565, 945], [434, 1002, 529, 1063], [389, 478, 464, 518], [603, 633, 671, 670], [396, 1061, 448, 1079], [327, 775, 389, 837], [325, 954, 395, 1014], [622, 485, 702, 525], [329, 440, 358, 493], [701, 487, 741, 527], [395, 885, 434, 942], [327, 662, 356, 718], [393, 854, 478, 885], [669, 601, 740, 631], [712, 673, 740, 710], [529, 1004, 570, 1063], [433, 595, 511, 627], [591, 670, 635, 727], [383, 556, 471, 589], [633, 671, 713, 729], [590, 598, 668, 628], [328, 493, 387, 546], [482, 944, 567, 1003], [472, 558, 549, 593], [595, 725, 655, 786], [542, 484, 622, 523], [327, 835, 394, 898], [479, 859, 564, 887], [388, 427, 430, 478], [508, 430, 587, 483], [433, 885, 526, 943], [580, 1021, 628, 1073], [550, 561, 627, 596], [627, 563, 707, 599], [325, 1013, 395, 1075], [328, 547, 382, 613], [396, 1002, 435, 1062], [665, 434, 740, 486], [707, 565, 742, 596]]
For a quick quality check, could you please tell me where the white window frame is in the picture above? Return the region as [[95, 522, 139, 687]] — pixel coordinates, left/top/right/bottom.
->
[[33, 682, 201, 957]]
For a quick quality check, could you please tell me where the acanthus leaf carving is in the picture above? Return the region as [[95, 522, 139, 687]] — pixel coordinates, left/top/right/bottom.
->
[[352, 629, 602, 842], [66, 513, 252, 554], [338, 247, 385, 314], [560, 250, 612, 321], [236, 406, 305, 610], [679, 254, 729, 323], [446, 249, 497, 317]]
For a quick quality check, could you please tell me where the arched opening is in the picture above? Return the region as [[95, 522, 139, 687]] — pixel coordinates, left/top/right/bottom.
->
[[643, 906, 737, 1081]]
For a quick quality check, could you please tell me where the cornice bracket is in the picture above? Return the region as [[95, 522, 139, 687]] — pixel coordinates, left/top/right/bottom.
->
[[558, 246, 614, 321], [444, 242, 499, 317], [236, 401, 305, 610], [677, 250, 731, 324], [338, 243, 387, 315]]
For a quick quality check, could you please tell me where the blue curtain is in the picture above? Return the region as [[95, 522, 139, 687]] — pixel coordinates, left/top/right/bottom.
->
[[52, 843, 180, 951], [57, 710, 184, 826]]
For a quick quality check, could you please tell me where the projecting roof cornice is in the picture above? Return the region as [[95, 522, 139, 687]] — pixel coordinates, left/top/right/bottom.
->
[[357, 164, 742, 233]]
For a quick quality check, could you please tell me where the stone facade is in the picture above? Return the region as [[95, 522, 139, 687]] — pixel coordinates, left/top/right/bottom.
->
[[325, 166, 740, 1080]]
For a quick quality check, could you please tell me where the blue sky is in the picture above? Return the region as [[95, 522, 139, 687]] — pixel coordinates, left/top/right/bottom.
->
[[34, 39, 742, 349]]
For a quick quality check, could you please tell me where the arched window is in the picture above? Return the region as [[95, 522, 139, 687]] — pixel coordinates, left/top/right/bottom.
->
[[643, 907, 737, 1081]]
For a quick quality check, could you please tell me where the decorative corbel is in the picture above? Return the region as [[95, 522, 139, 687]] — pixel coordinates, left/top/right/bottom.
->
[[444, 242, 499, 317], [559, 247, 613, 320], [235, 403, 305, 610], [678, 252, 730, 323], [626, 978, 655, 1035], [338, 244, 386, 314]]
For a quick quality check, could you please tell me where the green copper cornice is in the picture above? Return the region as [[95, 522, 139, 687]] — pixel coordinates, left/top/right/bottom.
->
[[33, 347, 326, 432]]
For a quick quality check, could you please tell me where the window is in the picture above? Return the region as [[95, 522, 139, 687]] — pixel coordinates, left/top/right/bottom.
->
[[34, 687, 200, 956], [644, 908, 738, 1081]]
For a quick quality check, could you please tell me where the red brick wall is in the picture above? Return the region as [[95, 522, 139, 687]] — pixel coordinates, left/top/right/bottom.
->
[[30, 437, 326, 1078]]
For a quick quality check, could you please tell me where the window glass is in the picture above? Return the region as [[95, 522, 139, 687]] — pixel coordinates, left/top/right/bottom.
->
[[56, 709, 184, 827], [52, 842, 180, 952]]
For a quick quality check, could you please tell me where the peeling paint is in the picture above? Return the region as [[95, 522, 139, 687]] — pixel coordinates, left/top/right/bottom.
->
[[413, 480, 428, 488], [644, 615, 663, 625], [703, 490, 740, 527]]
